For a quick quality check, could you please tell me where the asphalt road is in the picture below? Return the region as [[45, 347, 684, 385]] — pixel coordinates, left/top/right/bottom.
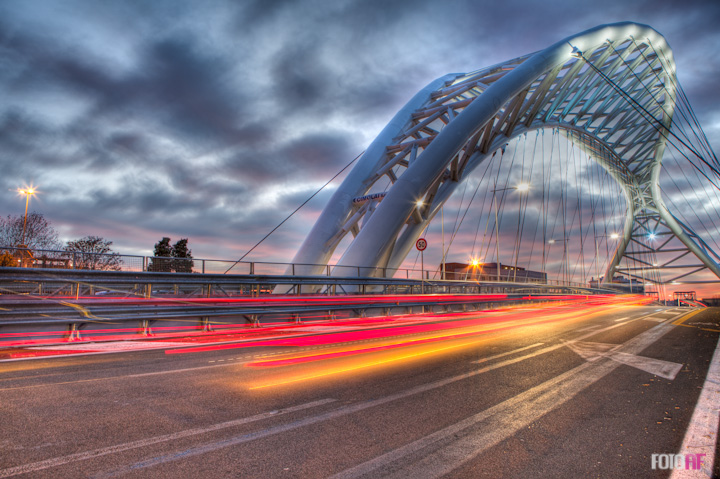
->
[[0, 303, 718, 478]]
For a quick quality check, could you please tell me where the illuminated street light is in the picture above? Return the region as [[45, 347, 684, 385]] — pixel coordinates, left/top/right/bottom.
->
[[17, 186, 38, 247], [648, 232, 657, 240], [492, 183, 530, 282], [593, 233, 621, 285], [549, 237, 570, 285]]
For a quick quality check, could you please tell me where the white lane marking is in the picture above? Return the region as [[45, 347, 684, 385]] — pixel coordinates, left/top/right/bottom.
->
[[0, 399, 336, 479], [564, 341, 683, 380], [644, 317, 668, 323], [331, 313, 688, 479], [470, 313, 674, 370], [474, 343, 544, 364], [614, 316, 630, 322], [95, 344, 567, 477], [4, 311, 682, 477], [671, 328, 720, 479], [0, 362, 248, 391], [567, 313, 650, 340], [611, 352, 683, 380], [29, 341, 194, 351], [576, 325, 601, 332], [563, 341, 619, 361]]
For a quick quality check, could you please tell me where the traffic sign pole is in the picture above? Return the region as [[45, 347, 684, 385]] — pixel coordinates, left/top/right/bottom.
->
[[416, 238, 427, 295]]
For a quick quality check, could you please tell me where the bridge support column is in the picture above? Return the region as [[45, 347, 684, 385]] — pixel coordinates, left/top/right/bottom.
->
[[67, 323, 82, 342], [139, 319, 153, 336]]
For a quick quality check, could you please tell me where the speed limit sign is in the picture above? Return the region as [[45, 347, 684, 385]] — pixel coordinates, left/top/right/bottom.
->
[[416, 238, 427, 251]]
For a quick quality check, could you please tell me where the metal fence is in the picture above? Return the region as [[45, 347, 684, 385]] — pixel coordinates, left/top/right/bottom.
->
[[0, 245, 593, 289]]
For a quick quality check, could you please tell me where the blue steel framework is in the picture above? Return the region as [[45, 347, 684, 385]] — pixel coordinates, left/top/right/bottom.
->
[[290, 22, 720, 288]]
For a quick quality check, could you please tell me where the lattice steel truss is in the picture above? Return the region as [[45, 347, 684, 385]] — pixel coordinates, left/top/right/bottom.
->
[[291, 22, 720, 286]]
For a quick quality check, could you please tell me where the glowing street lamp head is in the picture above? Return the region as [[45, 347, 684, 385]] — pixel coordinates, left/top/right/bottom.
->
[[516, 183, 530, 192], [548, 239, 556, 245], [610, 233, 619, 239], [648, 232, 657, 241], [17, 186, 37, 196], [17, 184, 39, 249], [416, 199, 424, 207], [471, 258, 480, 267]]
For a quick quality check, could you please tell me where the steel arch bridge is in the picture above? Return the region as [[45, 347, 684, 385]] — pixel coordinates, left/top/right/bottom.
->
[[290, 22, 720, 286]]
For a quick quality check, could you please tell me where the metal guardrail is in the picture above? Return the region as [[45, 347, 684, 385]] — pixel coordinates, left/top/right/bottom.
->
[[0, 294, 538, 327], [0, 267, 613, 299], [0, 267, 638, 346], [0, 245, 591, 288]]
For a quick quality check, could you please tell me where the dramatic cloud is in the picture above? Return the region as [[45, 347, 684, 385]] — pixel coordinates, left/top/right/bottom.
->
[[0, 0, 718, 283]]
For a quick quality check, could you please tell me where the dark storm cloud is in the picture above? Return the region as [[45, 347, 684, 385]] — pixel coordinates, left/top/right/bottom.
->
[[0, 0, 718, 264], [224, 131, 353, 184], [270, 41, 329, 111], [1, 17, 255, 147], [0, 111, 55, 164]]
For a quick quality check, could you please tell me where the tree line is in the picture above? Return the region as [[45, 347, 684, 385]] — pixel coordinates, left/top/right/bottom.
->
[[0, 212, 192, 272], [147, 237, 194, 273]]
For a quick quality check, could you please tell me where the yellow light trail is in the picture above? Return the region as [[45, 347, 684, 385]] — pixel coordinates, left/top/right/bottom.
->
[[248, 335, 497, 390], [247, 302, 639, 390]]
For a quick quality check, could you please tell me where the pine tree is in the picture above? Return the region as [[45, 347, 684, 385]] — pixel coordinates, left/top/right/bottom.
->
[[148, 237, 173, 272], [147, 237, 193, 272], [172, 238, 193, 273]]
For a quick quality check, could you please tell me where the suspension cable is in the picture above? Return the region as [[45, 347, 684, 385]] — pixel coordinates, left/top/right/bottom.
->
[[574, 48, 720, 189], [224, 151, 363, 273]]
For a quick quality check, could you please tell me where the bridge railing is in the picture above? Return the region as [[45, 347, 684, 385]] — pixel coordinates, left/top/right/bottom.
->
[[0, 245, 590, 289]]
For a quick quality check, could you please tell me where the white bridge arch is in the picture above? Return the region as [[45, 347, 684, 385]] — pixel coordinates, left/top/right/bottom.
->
[[290, 22, 720, 286]]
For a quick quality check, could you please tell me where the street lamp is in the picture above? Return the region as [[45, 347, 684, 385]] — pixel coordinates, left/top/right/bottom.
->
[[548, 237, 570, 286], [466, 257, 481, 281], [492, 183, 530, 282], [593, 233, 620, 285], [17, 186, 37, 247]]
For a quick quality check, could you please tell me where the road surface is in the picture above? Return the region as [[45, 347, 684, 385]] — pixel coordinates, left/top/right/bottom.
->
[[0, 302, 718, 478]]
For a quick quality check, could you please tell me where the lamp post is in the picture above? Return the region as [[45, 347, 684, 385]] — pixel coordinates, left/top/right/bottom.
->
[[17, 186, 37, 247], [441, 204, 445, 281], [467, 257, 481, 281], [593, 232, 620, 286], [548, 237, 570, 286], [492, 183, 529, 282]]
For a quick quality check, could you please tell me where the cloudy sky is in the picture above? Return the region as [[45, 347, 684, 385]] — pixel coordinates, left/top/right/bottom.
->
[[1, 0, 719, 275]]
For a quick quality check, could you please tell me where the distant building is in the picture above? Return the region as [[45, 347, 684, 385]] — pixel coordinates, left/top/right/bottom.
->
[[442, 262, 547, 283]]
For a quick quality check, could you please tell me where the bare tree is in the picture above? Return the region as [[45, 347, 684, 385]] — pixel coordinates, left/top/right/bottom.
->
[[65, 236, 122, 271], [0, 212, 61, 250]]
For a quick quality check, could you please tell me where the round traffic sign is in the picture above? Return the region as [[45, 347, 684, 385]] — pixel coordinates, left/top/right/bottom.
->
[[416, 238, 427, 251]]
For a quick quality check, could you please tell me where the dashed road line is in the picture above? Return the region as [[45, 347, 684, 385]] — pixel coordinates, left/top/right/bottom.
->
[[0, 399, 336, 478], [90, 343, 567, 477], [331, 313, 686, 479]]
